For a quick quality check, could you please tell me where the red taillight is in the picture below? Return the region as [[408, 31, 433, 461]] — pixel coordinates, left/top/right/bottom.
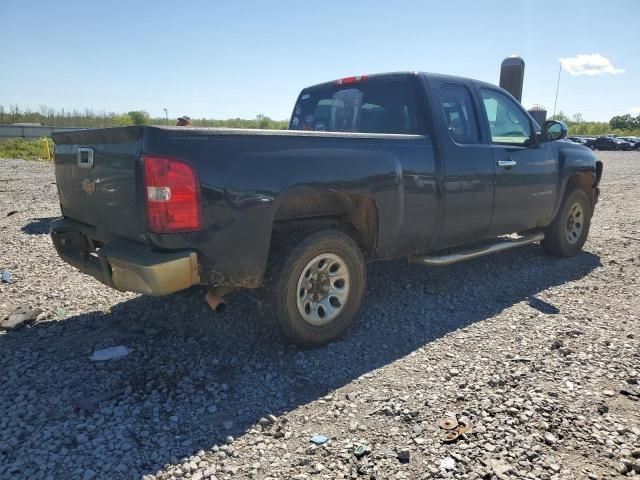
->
[[143, 155, 201, 233], [335, 75, 369, 85]]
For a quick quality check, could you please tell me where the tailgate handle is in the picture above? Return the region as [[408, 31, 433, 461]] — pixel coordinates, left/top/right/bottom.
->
[[77, 148, 94, 169]]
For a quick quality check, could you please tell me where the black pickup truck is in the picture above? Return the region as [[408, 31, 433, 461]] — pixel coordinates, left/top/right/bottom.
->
[[51, 71, 603, 345]]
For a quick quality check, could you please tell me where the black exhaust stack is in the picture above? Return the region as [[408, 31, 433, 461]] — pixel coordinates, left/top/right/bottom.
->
[[499, 56, 525, 103], [499, 56, 547, 125]]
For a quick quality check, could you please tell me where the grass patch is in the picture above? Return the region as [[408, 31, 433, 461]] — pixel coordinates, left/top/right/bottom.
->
[[0, 137, 54, 161]]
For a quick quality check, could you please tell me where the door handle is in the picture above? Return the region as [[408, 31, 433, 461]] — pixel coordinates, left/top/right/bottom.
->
[[498, 160, 517, 168]]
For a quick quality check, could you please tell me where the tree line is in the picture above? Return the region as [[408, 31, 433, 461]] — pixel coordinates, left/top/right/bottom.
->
[[548, 111, 640, 136], [0, 105, 288, 130], [1, 104, 639, 136]]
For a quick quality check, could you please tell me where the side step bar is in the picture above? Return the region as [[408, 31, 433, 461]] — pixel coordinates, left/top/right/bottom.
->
[[409, 232, 545, 267]]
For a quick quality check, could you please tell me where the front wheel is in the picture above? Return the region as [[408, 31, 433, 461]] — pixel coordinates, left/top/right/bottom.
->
[[266, 230, 366, 346], [542, 189, 592, 258]]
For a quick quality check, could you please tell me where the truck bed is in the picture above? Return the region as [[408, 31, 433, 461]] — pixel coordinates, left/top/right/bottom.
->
[[52, 125, 436, 288]]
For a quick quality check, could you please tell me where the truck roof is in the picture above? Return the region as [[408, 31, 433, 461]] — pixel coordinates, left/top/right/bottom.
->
[[301, 71, 499, 92]]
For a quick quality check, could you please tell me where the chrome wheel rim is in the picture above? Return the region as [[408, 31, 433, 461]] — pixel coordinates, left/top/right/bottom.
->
[[296, 253, 350, 326], [565, 202, 584, 245]]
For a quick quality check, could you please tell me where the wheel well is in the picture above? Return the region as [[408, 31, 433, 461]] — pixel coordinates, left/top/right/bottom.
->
[[272, 192, 378, 257], [566, 173, 593, 195], [565, 172, 597, 207], [595, 161, 603, 185]]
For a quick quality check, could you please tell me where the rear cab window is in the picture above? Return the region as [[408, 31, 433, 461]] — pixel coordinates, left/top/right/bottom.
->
[[290, 76, 419, 135]]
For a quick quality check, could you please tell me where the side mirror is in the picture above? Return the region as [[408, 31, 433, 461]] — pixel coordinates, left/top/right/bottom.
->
[[541, 120, 567, 142]]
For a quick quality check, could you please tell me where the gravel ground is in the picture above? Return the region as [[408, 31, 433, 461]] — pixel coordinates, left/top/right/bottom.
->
[[1, 152, 639, 480]]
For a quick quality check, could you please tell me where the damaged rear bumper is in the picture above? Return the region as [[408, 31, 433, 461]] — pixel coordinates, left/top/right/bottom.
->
[[50, 218, 200, 296]]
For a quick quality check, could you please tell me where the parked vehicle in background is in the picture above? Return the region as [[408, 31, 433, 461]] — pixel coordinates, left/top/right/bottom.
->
[[614, 138, 635, 150], [50, 71, 603, 346], [618, 136, 640, 149], [567, 136, 586, 144], [586, 136, 633, 151], [585, 137, 613, 150]]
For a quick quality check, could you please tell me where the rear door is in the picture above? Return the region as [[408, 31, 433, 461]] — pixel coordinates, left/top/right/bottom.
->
[[430, 80, 495, 248], [52, 127, 146, 241], [477, 87, 557, 236]]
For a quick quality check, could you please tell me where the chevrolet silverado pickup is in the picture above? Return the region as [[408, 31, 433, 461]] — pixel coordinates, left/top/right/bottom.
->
[[50, 71, 603, 345]]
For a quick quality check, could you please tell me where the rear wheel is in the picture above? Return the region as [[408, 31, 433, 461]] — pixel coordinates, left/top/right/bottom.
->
[[542, 188, 592, 257], [265, 230, 366, 346]]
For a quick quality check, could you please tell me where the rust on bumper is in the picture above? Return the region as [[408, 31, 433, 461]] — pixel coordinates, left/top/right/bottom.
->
[[51, 218, 200, 296], [106, 249, 199, 296]]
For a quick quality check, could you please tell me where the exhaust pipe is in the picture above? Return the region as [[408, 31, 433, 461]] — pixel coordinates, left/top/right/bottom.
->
[[205, 286, 236, 313], [206, 290, 227, 313]]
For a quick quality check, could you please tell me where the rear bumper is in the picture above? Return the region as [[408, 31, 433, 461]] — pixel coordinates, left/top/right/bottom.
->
[[50, 218, 200, 296]]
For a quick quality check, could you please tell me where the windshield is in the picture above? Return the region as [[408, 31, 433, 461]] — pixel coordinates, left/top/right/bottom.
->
[[290, 77, 419, 134]]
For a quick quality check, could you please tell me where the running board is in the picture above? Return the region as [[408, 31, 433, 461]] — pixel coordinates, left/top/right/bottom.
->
[[409, 232, 545, 267]]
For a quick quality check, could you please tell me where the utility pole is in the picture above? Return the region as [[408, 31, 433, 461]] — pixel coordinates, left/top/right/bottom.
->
[[163, 108, 169, 126], [553, 62, 561, 118]]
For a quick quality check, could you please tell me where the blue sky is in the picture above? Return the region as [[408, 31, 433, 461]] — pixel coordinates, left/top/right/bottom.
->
[[1, 0, 638, 121]]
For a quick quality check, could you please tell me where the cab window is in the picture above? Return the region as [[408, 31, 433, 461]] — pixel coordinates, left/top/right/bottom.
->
[[291, 77, 419, 134], [439, 83, 480, 144], [480, 88, 531, 145]]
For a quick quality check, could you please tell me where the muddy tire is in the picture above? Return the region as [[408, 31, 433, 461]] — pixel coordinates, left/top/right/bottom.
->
[[542, 188, 592, 258], [264, 230, 366, 347]]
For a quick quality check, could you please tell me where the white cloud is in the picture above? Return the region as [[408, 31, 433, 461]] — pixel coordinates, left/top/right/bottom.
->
[[629, 107, 640, 115], [559, 53, 625, 76]]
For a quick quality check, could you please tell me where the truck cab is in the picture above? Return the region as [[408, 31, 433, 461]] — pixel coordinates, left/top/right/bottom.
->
[[289, 72, 596, 250]]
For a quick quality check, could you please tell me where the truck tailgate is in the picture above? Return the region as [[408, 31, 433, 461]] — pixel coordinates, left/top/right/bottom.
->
[[51, 126, 146, 242]]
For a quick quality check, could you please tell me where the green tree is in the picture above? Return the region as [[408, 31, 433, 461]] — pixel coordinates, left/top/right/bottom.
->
[[549, 111, 570, 123], [256, 114, 270, 129], [127, 110, 149, 125], [112, 113, 133, 126], [610, 114, 629, 130]]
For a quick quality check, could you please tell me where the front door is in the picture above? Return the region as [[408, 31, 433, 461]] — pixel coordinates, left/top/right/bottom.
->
[[478, 87, 558, 237], [431, 81, 495, 249]]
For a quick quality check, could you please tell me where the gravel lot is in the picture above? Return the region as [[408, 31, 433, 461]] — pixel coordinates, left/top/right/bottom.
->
[[1, 151, 639, 480]]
